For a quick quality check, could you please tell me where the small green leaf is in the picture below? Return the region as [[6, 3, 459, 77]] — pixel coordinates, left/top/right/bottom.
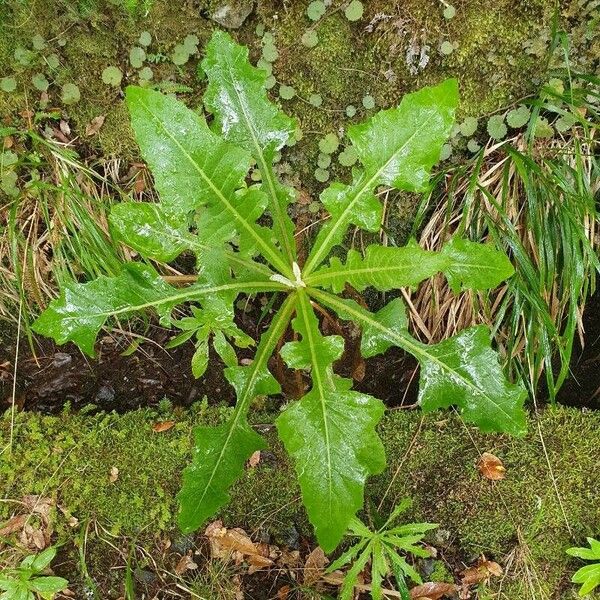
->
[[318, 153, 331, 169], [29, 576, 68, 594], [533, 117, 554, 138], [45, 53, 60, 69], [102, 66, 123, 86], [301, 30, 319, 48], [440, 41, 454, 55], [346, 104, 357, 117], [138, 66, 153, 81], [487, 114, 507, 140], [31, 73, 49, 91], [439, 143, 452, 160], [362, 94, 375, 109], [129, 46, 146, 68], [183, 34, 199, 53], [506, 105, 531, 128], [191, 341, 209, 378], [60, 83, 80, 104], [138, 31, 152, 46], [279, 84, 296, 100], [14, 46, 34, 66], [30, 547, 57, 572], [319, 133, 339, 154], [172, 44, 190, 65], [307, 0, 326, 21], [338, 146, 358, 166], [467, 139, 481, 153], [443, 4, 456, 19], [261, 43, 278, 62], [555, 112, 576, 133], [32, 34, 46, 50], [459, 116, 478, 136], [345, 0, 364, 21], [314, 168, 330, 182], [309, 93, 323, 107], [1, 77, 17, 93]]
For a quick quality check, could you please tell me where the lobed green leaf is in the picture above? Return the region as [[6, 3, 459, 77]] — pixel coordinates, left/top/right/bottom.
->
[[177, 295, 296, 533], [202, 30, 297, 263], [304, 79, 459, 275], [310, 290, 528, 436], [276, 292, 386, 551]]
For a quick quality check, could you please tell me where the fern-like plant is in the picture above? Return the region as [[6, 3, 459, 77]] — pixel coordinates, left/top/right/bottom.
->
[[32, 31, 527, 552], [327, 499, 437, 600]]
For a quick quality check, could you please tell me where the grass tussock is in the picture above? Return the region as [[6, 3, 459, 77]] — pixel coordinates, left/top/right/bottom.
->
[[403, 77, 600, 401]]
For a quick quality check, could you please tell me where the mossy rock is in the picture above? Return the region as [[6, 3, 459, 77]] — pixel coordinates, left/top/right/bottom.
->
[[1, 404, 599, 598]]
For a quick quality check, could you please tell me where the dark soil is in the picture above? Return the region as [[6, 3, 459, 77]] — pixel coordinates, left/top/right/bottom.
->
[[2, 289, 598, 415], [555, 289, 600, 410]]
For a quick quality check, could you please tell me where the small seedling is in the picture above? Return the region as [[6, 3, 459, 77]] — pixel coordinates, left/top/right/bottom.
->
[[301, 30, 319, 48], [307, 0, 326, 21], [487, 114, 507, 140], [138, 31, 152, 47], [440, 40, 454, 55], [309, 93, 323, 107], [567, 538, 600, 597], [327, 499, 437, 600], [279, 85, 296, 100], [32, 34, 46, 50], [60, 82, 80, 104], [345, 0, 364, 21], [362, 94, 375, 109], [0, 547, 68, 600], [318, 132, 339, 154], [31, 73, 49, 91], [506, 105, 531, 128], [459, 116, 478, 137], [1, 77, 17, 93], [129, 46, 146, 68], [102, 66, 123, 86], [443, 4, 456, 19]]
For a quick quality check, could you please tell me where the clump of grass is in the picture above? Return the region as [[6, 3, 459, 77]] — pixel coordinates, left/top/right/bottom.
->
[[0, 132, 130, 330], [405, 74, 599, 401]]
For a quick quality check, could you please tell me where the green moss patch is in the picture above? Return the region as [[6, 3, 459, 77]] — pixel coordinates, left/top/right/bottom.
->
[[1, 404, 598, 597]]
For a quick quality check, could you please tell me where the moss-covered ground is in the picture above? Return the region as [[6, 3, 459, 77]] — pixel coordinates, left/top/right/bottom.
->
[[2, 0, 596, 194], [1, 403, 598, 598]]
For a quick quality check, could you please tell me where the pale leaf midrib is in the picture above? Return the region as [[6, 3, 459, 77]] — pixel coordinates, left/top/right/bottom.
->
[[134, 95, 289, 276], [310, 289, 520, 427], [186, 294, 296, 521]]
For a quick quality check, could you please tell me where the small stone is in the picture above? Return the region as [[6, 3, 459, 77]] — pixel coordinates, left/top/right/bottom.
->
[[210, 0, 255, 29], [95, 383, 115, 404]]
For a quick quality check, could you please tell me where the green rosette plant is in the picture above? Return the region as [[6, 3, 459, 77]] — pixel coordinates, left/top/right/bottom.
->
[[32, 31, 527, 552]]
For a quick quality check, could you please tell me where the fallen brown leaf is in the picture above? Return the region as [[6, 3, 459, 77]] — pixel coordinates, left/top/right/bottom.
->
[[152, 420, 175, 433], [410, 582, 457, 599], [109, 466, 119, 483], [460, 559, 503, 586], [175, 553, 198, 575], [477, 452, 506, 481], [277, 585, 291, 599], [205, 521, 274, 570], [247, 450, 261, 468], [303, 546, 328, 586], [85, 115, 105, 136], [0, 515, 26, 537]]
